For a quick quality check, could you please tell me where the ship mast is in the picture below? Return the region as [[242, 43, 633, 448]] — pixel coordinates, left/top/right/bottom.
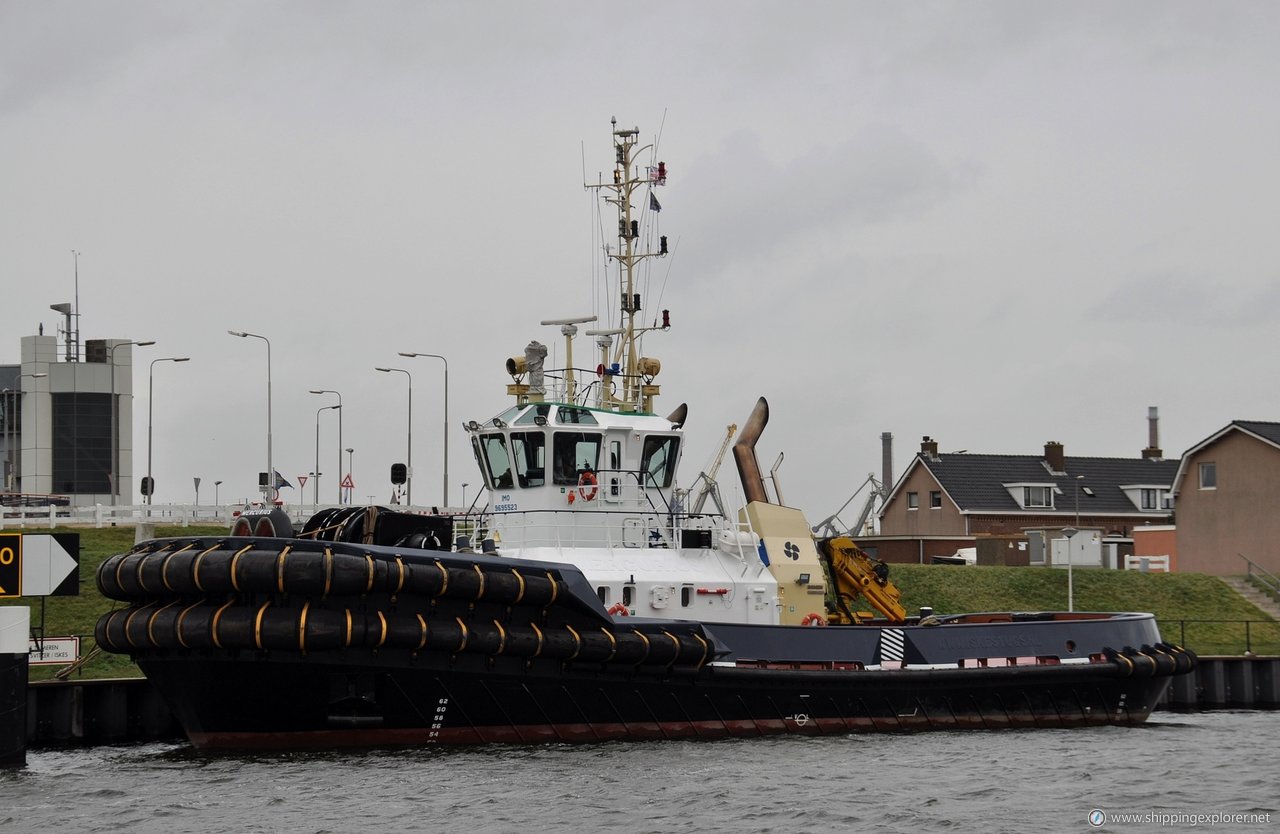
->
[[585, 117, 670, 413]]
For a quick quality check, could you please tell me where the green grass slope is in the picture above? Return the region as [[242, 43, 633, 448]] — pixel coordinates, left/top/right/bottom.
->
[[891, 563, 1280, 655], [3, 528, 1276, 682]]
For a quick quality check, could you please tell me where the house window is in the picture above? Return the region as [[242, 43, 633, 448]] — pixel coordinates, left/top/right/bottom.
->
[[906, 492, 919, 510], [1199, 462, 1216, 490], [1141, 488, 1159, 510], [930, 491, 942, 509], [1024, 486, 1052, 508]]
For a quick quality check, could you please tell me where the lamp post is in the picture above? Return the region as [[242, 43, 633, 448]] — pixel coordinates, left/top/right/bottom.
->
[[229, 331, 272, 501], [1063, 526, 1078, 613], [147, 357, 190, 505], [398, 352, 449, 506], [309, 389, 343, 504], [345, 447, 354, 504], [108, 340, 154, 505], [375, 367, 412, 506], [313, 404, 339, 506], [19, 372, 47, 495], [461, 482, 469, 509], [215, 480, 222, 506], [1064, 473, 1085, 612]]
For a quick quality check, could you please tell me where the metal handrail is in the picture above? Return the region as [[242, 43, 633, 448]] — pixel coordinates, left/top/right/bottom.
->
[[1164, 618, 1280, 655], [1240, 553, 1280, 602]]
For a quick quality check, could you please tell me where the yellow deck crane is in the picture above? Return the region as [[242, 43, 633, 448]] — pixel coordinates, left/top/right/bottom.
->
[[815, 535, 906, 624]]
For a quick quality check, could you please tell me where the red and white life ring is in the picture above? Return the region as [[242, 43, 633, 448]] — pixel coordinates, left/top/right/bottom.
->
[[801, 612, 827, 627], [578, 471, 599, 501], [607, 602, 629, 617]]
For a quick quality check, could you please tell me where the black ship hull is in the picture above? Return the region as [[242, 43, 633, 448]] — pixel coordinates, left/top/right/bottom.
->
[[97, 536, 1191, 751], [138, 648, 1173, 751]]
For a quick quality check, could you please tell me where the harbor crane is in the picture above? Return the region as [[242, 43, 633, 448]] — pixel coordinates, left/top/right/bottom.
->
[[687, 423, 737, 516]]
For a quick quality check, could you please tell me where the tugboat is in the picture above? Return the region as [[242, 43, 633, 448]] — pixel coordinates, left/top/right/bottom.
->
[[96, 120, 1193, 750]]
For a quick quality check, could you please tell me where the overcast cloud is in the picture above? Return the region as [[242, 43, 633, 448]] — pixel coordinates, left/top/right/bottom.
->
[[3, 1, 1278, 518]]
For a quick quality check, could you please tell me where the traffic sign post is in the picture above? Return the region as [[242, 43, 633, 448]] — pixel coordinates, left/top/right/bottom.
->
[[0, 535, 18, 598], [0, 534, 80, 599]]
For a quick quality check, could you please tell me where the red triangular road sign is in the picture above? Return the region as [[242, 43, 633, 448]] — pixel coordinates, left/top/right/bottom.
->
[[341, 474, 355, 489], [297, 475, 308, 488]]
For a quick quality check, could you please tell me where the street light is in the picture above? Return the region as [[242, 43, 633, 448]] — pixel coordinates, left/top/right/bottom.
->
[[1063, 526, 1078, 613], [1064, 473, 1085, 612], [215, 480, 223, 506], [461, 481, 469, 509], [345, 447, 355, 504], [398, 351, 449, 506], [229, 330, 272, 501], [313, 404, 340, 505], [108, 340, 154, 505], [18, 372, 47, 495], [375, 367, 412, 506], [309, 389, 343, 504], [147, 357, 190, 505]]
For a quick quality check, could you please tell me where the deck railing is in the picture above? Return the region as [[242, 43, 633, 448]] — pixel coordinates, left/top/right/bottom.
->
[[1163, 618, 1280, 655]]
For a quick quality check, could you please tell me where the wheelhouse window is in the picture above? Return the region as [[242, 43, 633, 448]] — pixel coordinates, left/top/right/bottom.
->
[[509, 431, 547, 487], [1024, 486, 1053, 508], [641, 435, 680, 488], [478, 434, 513, 489], [1199, 462, 1216, 489], [555, 406, 598, 425], [514, 403, 552, 426], [552, 432, 602, 485]]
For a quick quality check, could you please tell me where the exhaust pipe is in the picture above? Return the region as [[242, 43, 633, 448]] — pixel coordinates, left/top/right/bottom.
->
[[733, 397, 770, 505]]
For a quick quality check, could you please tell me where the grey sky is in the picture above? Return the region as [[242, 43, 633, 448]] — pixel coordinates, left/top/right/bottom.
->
[[3, 1, 1277, 516]]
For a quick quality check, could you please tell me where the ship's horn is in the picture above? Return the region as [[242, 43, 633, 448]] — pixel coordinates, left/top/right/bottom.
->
[[733, 397, 770, 505], [665, 402, 688, 429]]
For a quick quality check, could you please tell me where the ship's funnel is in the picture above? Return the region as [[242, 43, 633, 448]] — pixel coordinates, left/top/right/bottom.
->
[[733, 397, 770, 505]]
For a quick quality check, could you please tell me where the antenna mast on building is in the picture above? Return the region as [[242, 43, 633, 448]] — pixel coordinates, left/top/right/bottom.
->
[[51, 250, 83, 362]]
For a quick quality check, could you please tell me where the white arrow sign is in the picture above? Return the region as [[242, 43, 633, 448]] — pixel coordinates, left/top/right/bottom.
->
[[21, 535, 79, 596]]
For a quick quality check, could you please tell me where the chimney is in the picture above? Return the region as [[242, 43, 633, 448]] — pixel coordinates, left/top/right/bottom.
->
[[1142, 406, 1163, 460], [881, 432, 893, 497], [1044, 441, 1065, 473], [920, 436, 938, 460]]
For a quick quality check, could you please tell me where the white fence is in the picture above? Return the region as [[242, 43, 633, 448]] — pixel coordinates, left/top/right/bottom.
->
[[1124, 554, 1171, 572], [0, 503, 309, 530]]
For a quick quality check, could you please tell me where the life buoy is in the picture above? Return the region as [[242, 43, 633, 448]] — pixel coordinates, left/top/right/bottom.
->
[[607, 602, 629, 617], [801, 612, 826, 627], [578, 471, 599, 501]]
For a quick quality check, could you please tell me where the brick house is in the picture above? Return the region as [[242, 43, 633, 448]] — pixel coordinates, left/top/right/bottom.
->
[[862, 436, 1178, 566], [1171, 420, 1280, 576]]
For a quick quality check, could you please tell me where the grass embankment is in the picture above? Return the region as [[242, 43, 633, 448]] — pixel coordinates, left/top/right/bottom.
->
[[1, 525, 227, 681], [3, 528, 1277, 682], [890, 563, 1280, 655]]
